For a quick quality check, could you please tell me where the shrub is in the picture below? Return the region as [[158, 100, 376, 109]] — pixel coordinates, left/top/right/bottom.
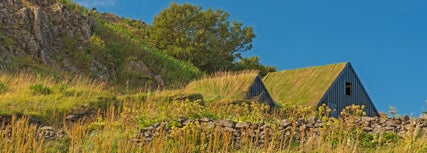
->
[[138, 113, 164, 128], [87, 117, 106, 131], [0, 81, 6, 93], [29, 84, 52, 95], [359, 132, 378, 148], [381, 131, 401, 145]]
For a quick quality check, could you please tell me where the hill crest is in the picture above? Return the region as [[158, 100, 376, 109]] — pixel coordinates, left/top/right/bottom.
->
[[0, 0, 202, 89]]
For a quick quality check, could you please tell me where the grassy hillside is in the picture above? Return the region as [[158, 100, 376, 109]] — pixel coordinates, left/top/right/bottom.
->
[[1, 0, 202, 90], [0, 73, 117, 125], [89, 14, 202, 88], [2, 1, 427, 153], [1, 73, 427, 152], [62, 0, 203, 89]]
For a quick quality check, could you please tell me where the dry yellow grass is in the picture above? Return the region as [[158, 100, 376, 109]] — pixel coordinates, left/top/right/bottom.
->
[[2, 109, 426, 153], [1, 72, 427, 152]]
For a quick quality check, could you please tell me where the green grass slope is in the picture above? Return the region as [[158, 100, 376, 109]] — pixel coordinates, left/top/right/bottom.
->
[[62, 0, 203, 88], [184, 71, 258, 102], [90, 15, 202, 88], [0, 73, 117, 125], [263, 62, 348, 106]]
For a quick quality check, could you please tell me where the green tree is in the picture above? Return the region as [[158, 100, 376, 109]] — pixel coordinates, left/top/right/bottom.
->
[[233, 56, 276, 77], [148, 3, 255, 73]]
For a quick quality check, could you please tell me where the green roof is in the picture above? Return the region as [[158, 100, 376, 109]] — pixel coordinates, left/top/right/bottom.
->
[[184, 71, 258, 102], [263, 62, 348, 106]]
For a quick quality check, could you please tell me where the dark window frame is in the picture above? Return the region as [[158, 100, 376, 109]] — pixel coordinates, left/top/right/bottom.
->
[[345, 82, 352, 96]]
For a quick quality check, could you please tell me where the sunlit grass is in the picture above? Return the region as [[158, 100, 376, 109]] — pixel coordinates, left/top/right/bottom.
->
[[2, 104, 427, 153], [1, 72, 427, 152], [263, 62, 347, 106], [184, 70, 259, 102], [0, 73, 116, 124]]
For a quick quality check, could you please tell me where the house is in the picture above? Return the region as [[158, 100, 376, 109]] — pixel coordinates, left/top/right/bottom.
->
[[184, 71, 274, 106], [263, 62, 378, 117]]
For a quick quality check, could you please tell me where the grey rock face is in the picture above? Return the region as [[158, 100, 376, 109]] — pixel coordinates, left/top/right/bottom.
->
[[0, 1, 92, 64]]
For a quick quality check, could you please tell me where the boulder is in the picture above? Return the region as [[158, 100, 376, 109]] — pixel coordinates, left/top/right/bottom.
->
[[236, 122, 249, 128], [218, 119, 235, 128]]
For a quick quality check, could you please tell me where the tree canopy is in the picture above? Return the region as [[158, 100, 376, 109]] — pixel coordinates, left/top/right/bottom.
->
[[233, 56, 276, 77], [148, 3, 256, 73]]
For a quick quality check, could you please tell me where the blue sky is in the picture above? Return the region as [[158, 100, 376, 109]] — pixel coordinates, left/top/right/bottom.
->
[[75, 0, 427, 116]]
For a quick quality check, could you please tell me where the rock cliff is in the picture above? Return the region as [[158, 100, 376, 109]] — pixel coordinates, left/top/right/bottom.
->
[[0, 0, 92, 68], [0, 0, 196, 88]]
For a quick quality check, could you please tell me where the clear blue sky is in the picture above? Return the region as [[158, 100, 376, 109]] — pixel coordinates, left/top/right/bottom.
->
[[75, 0, 427, 116]]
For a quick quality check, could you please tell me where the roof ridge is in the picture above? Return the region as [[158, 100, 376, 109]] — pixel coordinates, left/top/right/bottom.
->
[[277, 62, 349, 72]]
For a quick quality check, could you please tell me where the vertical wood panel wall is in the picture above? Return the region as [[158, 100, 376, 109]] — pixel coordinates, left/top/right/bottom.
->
[[320, 64, 378, 117], [247, 75, 275, 107]]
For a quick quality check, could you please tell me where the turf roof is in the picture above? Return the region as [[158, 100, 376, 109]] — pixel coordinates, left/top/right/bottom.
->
[[184, 71, 259, 102], [263, 62, 348, 106]]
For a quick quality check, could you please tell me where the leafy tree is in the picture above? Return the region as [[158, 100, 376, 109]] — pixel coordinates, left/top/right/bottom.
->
[[149, 3, 255, 73], [233, 56, 276, 77]]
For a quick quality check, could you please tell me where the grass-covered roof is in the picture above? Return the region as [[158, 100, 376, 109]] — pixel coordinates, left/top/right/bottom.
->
[[184, 71, 259, 102], [263, 62, 348, 106]]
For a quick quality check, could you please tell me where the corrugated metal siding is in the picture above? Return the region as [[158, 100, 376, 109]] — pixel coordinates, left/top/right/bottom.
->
[[247, 75, 275, 107], [320, 64, 378, 117]]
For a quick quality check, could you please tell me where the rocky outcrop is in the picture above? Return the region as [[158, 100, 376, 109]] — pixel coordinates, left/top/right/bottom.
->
[[0, 0, 93, 65], [38, 126, 65, 140], [0, 0, 166, 87]]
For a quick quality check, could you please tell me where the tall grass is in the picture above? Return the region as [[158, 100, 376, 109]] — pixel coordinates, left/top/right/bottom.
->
[[1, 73, 426, 152], [0, 73, 116, 125], [184, 70, 259, 102], [0, 116, 44, 153], [2, 104, 426, 152]]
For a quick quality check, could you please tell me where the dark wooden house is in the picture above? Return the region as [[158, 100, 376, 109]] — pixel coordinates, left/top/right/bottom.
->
[[263, 62, 378, 117], [184, 72, 274, 106]]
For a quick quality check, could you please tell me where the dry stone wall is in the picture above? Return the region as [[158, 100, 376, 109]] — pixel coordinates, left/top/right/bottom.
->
[[1, 115, 427, 146], [132, 116, 427, 147]]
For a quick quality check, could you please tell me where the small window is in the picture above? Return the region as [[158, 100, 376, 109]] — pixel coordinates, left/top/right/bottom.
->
[[345, 82, 352, 96]]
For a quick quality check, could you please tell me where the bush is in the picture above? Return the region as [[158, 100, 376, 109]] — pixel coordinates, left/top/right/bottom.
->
[[29, 84, 52, 95], [360, 133, 378, 148], [87, 117, 106, 131], [381, 131, 400, 145], [137, 113, 164, 128], [0, 81, 6, 93]]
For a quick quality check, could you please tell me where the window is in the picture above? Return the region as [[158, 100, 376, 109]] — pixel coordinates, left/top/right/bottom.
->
[[345, 82, 352, 96]]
